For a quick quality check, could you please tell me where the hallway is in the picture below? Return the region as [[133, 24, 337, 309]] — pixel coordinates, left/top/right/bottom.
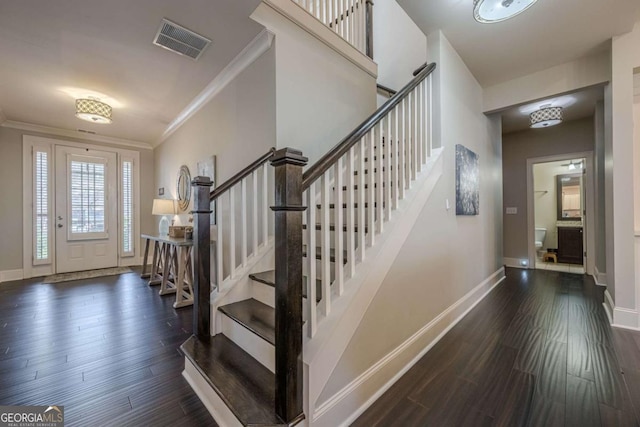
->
[[353, 268, 640, 426]]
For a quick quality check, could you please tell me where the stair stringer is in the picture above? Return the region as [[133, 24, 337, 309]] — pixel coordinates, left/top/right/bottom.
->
[[209, 237, 275, 336], [301, 148, 444, 426]]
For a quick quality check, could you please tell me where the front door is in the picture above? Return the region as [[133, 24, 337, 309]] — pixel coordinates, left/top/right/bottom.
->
[[55, 146, 118, 273]]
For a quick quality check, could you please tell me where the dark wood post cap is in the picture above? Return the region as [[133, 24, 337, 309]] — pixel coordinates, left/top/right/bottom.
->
[[270, 148, 308, 167], [192, 176, 213, 187]]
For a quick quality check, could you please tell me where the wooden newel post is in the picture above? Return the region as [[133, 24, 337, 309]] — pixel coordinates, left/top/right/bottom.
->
[[270, 148, 308, 423], [191, 176, 213, 341], [366, 0, 374, 59]]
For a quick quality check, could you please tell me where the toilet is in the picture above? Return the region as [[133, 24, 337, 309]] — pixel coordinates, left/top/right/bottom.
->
[[535, 227, 547, 252]]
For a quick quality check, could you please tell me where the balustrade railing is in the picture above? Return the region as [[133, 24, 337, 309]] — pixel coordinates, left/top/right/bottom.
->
[[301, 63, 436, 337], [291, 0, 373, 57]]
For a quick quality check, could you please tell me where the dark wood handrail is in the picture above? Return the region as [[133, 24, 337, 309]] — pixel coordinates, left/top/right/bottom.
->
[[413, 62, 428, 76], [302, 62, 435, 189], [376, 83, 397, 97], [210, 147, 276, 201]]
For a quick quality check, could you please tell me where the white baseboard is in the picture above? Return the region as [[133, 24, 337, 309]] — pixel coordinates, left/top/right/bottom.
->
[[312, 267, 506, 427], [503, 257, 528, 269], [183, 358, 242, 427], [0, 269, 24, 284], [593, 266, 607, 287], [603, 289, 640, 331]]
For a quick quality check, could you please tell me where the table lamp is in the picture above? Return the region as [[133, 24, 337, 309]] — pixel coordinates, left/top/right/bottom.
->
[[152, 199, 176, 236]]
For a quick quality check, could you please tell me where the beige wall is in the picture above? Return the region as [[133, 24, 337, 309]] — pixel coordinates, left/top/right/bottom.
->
[[0, 126, 154, 273], [154, 46, 276, 217], [502, 118, 595, 261], [319, 30, 503, 401]]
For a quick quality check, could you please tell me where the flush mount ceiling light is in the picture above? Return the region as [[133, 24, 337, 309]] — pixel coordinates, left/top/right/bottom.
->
[[473, 0, 540, 23], [529, 106, 563, 128], [75, 98, 112, 124]]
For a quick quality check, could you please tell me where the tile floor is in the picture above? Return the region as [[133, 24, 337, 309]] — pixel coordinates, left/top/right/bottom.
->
[[535, 260, 585, 274]]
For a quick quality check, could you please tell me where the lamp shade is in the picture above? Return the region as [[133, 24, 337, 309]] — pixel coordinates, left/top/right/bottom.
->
[[152, 199, 176, 215], [75, 98, 112, 124]]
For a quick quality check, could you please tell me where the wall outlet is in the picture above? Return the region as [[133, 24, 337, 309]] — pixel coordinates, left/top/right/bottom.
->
[[506, 207, 517, 215], [158, 187, 165, 196]]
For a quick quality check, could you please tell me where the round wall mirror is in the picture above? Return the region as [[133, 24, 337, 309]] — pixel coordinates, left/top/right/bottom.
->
[[176, 165, 191, 212]]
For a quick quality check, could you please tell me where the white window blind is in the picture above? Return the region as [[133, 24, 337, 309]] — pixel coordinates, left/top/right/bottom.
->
[[34, 150, 50, 262], [121, 160, 134, 256], [70, 160, 106, 234]]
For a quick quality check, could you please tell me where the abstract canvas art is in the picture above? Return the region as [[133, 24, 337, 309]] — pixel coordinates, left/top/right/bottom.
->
[[455, 144, 479, 215]]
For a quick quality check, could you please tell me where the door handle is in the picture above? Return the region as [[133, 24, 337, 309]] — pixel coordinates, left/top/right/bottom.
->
[[57, 224, 63, 228], [57, 216, 63, 221]]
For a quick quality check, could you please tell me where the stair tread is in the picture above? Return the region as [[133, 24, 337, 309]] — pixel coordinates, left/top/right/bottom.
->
[[219, 299, 275, 346], [181, 334, 287, 426], [250, 270, 323, 302]]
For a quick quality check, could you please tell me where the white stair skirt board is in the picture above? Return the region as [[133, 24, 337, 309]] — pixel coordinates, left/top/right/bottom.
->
[[43, 267, 132, 284], [183, 358, 243, 427], [303, 149, 444, 415], [313, 267, 506, 427], [220, 315, 275, 373], [0, 269, 24, 284]]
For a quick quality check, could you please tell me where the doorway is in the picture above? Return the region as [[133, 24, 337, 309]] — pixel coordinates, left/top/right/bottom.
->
[[55, 146, 118, 273], [526, 152, 595, 275]]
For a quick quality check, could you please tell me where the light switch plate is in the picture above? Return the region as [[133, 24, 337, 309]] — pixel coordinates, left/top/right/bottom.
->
[[506, 207, 517, 215]]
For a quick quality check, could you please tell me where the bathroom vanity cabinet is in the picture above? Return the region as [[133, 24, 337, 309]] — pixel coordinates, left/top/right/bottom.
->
[[557, 226, 583, 264]]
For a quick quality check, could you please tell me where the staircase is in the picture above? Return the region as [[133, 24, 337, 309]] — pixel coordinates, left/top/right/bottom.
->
[[181, 62, 438, 426]]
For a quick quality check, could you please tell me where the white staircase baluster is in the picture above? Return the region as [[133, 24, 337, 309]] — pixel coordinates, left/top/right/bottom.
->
[[428, 77, 433, 159], [252, 170, 259, 255], [346, 146, 356, 278], [398, 100, 406, 199], [412, 87, 418, 180], [262, 163, 269, 246], [376, 123, 384, 233], [216, 196, 223, 286], [306, 185, 317, 337], [358, 137, 366, 260], [405, 95, 412, 189], [384, 113, 392, 221], [241, 177, 247, 266], [367, 131, 375, 246], [229, 189, 236, 278], [417, 84, 423, 171], [321, 173, 331, 316], [392, 105, 399, 209], [334, 158, 344, 295]]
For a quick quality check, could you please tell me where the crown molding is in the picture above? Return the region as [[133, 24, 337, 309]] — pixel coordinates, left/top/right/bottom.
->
[[156, 29, 275, 146], [1, 120, 152, 150]]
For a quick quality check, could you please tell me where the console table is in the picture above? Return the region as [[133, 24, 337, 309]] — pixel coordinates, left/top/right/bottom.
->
[[141, 234, 194, 308]]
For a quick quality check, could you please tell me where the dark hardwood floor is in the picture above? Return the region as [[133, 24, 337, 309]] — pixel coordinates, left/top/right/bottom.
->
[[0, 267, 216, 426], [353, 268, 640, 427]]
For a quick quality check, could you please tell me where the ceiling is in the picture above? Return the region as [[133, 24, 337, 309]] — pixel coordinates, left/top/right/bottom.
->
[[0, 0, 263, 145], [501, 85, 604, 134], [398, 0, 640, 87]]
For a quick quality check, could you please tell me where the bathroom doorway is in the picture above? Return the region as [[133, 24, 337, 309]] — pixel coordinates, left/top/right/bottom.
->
[[526, 152, 595, 275]]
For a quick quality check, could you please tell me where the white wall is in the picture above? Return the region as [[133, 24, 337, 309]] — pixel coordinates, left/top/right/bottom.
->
[[502, 118, 594, 262], [483, 50, 611, 113], [317, 29, 503, 409], [608, 22, 640, 328], [0, 125, 154, 275], [373, 0, 427, 95], [252, 2, 377, 166]]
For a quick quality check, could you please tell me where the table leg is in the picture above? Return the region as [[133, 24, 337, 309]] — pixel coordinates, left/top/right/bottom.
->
[[149, 241, 162, 285], [160, 243, 177, 295], [141, 238, 151, 278], [174, 246, 194, 308]]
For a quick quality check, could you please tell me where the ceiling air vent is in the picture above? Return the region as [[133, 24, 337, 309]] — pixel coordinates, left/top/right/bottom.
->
[[153, 19, 211, 60]]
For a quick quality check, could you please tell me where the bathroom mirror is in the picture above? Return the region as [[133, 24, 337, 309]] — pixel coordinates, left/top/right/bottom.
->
[[176, 165, 191, 212], [556, 173, 582, 220]]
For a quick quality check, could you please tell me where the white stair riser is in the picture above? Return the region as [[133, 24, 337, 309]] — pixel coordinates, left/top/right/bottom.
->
[[251, 280, 275, 308], [220, 314, 275, 373]]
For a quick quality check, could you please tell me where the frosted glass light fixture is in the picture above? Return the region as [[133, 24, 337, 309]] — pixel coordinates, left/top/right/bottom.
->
[[530, 106, 563, 128], [75, 98, 113, 124], [152, 199, 176, 236], [473, 0, 539, 23]]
